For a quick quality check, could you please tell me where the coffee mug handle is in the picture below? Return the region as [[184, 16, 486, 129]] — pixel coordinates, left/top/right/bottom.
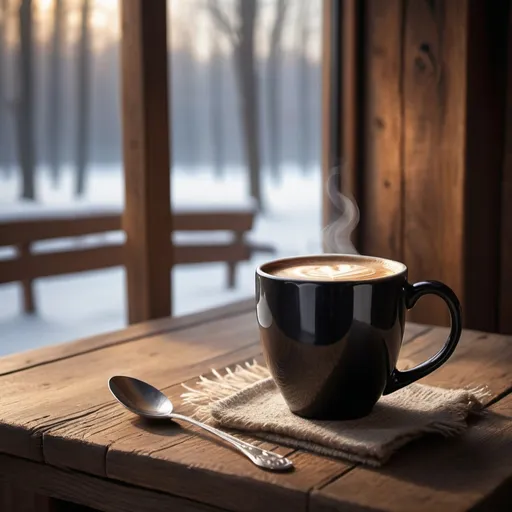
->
[[384, 280, 462, 394]]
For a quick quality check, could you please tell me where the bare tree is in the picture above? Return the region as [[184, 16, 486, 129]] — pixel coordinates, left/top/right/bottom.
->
[[208, 0, 263, 211], [297, 0, 311, 175], [0, 0, 6, 175], [48, 0, 64, 187], [75, 0, 90, 197], [209, 30, 225, 178], [266, 0, 287, 184], [17, 0, 35, 199], [181, 28, 199, 173]]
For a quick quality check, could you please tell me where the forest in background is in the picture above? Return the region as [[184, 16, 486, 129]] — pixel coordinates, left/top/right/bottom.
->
[[0, 0, 322, 209]]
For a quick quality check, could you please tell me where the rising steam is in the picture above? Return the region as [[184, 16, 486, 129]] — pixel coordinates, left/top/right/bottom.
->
[[322, 170, 360, 254]]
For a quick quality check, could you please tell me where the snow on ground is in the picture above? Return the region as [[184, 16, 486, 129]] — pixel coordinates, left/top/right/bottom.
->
[[0, 165, 323, 356]]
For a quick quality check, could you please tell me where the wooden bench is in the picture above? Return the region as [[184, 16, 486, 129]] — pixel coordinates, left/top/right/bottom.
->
[[0, 204, 275, 314]]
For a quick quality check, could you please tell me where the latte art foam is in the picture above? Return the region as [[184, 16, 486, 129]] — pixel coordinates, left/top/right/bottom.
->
[[276, 263, 377, 281], [265, 256, 403, 282]]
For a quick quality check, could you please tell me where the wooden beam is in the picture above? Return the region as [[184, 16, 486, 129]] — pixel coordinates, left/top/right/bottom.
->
[[402, 0, 507, 329], [0, 246, 123, 284], [321, 0, 340, 231], [360, 0, 404, 261], [321, 0, 365, 250], [0, 454, 221, 512], [0, 216, 121, 246], [0, 211, 254, 246], [500, 4, 512, 334], [120, 0, 172, 323]]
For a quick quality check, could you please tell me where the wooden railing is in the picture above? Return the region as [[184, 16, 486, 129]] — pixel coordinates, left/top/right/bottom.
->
[[0, 209, 275, 314]]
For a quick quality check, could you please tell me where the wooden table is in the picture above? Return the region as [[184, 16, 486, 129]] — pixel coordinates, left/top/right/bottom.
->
[[0, 299, 511, 512]]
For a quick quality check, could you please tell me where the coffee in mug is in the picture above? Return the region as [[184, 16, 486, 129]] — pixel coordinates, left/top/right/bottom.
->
[[268, 255, 400, 281], [255, 254, 461, 420]]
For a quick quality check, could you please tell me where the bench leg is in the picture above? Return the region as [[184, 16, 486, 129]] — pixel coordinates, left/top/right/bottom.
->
[[227, 262, 236, 289], [22, 280, 36, 314], [19, 243, 36, 314]]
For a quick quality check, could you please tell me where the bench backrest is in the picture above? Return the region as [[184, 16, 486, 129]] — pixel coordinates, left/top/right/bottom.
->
[[0, 211, 254, 284]]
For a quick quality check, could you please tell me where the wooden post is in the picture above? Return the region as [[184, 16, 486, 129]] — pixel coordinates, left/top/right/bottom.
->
[[120, 0, 172, 324], [321, 0, 339, 232], [360, 0, 404, 261], [402, 0, 507, 329], [321, 0, 364, 249], [345, 0, 509, 331], [500, 3, 512, 334]]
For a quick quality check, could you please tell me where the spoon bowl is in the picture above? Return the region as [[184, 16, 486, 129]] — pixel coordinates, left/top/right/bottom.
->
[[109, 375, 173, 418]]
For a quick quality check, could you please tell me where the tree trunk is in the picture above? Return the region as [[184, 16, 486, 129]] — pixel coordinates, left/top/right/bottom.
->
[[48, 0, 64, 187], [235, 0, 262, 211], [298, 0, 310, 175], [17, 0, 35, 200], [210, 41, 224, 179], [0, 0, 7, 175], [182, 39, 197, 173], [75, 0, 90, 197], [267, 0, 287, 184]]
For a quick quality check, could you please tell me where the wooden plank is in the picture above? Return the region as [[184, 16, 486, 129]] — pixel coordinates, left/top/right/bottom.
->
[[339, 0, 363, 221], [121, 0, 172, 323], [43, 346, 265, 477], [0, 298, 254, 376], [463, 0, 508, 332], [321, 0, 364, 247], [107, 435, 344, 512], [360, 0, 403, 260], [402, 0, 466, 327], [174, 244, 250, 265], [175, 212, 253, 232], [40, 323, 429, 478], [321, 0, 340, 230], [311, 327, 512, 511], [500, 4, 512, 334], [0, 215, 121, 246], [0, 312, 259, 462], [403, 0, 507, 330], [0, 243, 251, 284], [0, 454, 223, 512], [311, 393, 512, 512], [0, 245, 123, 283], [0, 211, 254, 247], [0, 481, 58, 512]]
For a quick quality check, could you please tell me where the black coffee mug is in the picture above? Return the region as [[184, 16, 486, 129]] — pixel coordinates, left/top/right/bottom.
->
[[255, 254, 462, 420]]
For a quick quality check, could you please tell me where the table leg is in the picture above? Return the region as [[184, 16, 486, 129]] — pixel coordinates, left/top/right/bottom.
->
[[1, 481, 55, 511], [1, 481, 97, 512]]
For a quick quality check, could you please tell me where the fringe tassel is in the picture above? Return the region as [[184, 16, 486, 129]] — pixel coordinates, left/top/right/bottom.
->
[[181, 360, 270, 420]]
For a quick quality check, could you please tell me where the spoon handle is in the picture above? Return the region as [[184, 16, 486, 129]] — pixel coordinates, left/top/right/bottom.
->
[[169, 412, 293, 472]]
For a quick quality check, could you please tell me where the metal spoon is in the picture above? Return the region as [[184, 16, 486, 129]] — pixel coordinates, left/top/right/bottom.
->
[[108, 375, 293, 472]]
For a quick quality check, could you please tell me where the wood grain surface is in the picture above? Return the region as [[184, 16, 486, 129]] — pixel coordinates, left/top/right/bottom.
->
[[360, 0, 403, 261], [0, 304, 509, 512]]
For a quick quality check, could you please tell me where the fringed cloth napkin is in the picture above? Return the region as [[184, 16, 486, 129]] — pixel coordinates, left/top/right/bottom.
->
[[181, 361, 487, 467]]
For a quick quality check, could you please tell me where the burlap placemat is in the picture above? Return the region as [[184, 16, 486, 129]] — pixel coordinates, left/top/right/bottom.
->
[[181, 361, 486, 466]]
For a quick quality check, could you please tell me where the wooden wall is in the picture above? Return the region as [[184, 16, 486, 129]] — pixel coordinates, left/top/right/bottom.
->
[[325, 0, 512, 333]]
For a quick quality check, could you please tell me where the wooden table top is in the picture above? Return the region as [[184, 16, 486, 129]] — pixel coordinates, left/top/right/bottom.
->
[[0, 299, 511, 512]]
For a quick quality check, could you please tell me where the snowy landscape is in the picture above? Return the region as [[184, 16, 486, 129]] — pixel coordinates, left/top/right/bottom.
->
[[0, 165, 323, 356], [0, 0, 325, 355]]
